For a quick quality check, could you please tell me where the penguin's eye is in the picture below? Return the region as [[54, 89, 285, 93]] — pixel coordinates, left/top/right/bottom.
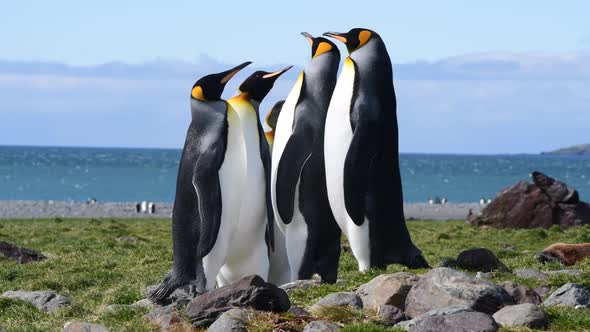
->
[[191, 86, 206, 101], [357, 30, 372, 49]]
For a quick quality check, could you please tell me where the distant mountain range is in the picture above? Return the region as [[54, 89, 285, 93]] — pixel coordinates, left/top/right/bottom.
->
[[543, 144, 590, 155]]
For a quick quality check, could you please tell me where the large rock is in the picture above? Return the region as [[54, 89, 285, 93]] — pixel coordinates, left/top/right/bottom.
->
[[356, 272, 419, 310], [469, 172, 590, 229], [492, 303, 548, 328], [499, 281, 542, 305], [395, 305, 473, 330], [207, 308, 248, 332], [62, 322, 108, 332], [543, 283, 590, 308], [2, 290, 70, 312], [404, 267, 513, 318], [375, 304, 406, 326], [303, 320, 341, 332], [0, 241, 47, 264], [411, 311, 497, 332], [308, 292, 363, 314], [186, 275, 290, 327], [442, 248, 509, 272], [145, 304, 183, 331]]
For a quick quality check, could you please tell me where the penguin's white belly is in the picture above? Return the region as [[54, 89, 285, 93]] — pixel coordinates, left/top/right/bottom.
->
[[324, 58, 371, 271], [271, 72, 303, 232]]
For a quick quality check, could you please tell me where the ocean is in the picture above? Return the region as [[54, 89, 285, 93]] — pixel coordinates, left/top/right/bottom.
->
[[1, 146, 589, 203]]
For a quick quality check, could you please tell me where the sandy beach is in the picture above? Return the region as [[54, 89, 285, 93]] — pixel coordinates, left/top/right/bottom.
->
[[0, 200, 481, 220]]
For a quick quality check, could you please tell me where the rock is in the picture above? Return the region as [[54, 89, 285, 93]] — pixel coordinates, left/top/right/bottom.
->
[[469, 172, 590, 229], [442, 248, 509, 272], [395, 305, 473, 330], [208, 308, 248, 332], [145, 304, 183, 331], [513, 268, 549, 282], [280, 279, 321, 293], [547, 269, 582, 277], [411, 311, 497, 332], [476, 272, 494, 280], [404, 267, 513, 318], [534, 285, 552, 298], [303, 320, 341, 332], [288, 306, 310, 317], [375, 304, 406, 326], [0, 241, 47, 264], [543, 283, 590, 308], [356, 272, 419, 310], [186, 275, 290, 327], [117, 236, 138, 243], [309, 292, 363, 314], [537, 243, 590, 266], [499, 281, 542, 305], [62, 322, 108, 332], [492, 303, 548, 328], [2, 290, 70, 312], [130, 298, 154, 309]]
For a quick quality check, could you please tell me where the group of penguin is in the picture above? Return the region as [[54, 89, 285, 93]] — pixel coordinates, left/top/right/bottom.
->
[[151, 28, 430, 301]]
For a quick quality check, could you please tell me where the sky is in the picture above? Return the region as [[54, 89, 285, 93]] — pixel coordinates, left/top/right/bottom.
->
[[1, 1, 589, 153]]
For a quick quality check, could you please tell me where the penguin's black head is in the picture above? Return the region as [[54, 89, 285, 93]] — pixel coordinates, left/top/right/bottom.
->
[[323, 28, 377, 54], [191, 61, 251, 101], [238, 66, 292, 102], [301, 32, 340, 59]]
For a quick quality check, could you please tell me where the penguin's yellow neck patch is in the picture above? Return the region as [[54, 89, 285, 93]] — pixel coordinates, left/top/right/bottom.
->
[[358, 30, 372, 48], [314, 42, 332, 58], [191, 86, 206, 100]]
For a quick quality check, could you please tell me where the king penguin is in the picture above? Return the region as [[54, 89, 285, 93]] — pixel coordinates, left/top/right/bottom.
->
[[215, 66, 292, 287], [150, 62, 251, 301], [271, 32, 342, 283], [264, 100, 284, 151], [323, 28, 429, 271]]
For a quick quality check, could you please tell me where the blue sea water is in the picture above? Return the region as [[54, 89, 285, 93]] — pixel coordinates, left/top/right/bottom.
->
[[0, 146, 589, 203]]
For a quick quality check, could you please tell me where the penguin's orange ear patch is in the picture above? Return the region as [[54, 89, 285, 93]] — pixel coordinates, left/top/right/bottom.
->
[[358, 30, 372, 48], [191, 86, 206, 100], [314, 42, 333, 58]]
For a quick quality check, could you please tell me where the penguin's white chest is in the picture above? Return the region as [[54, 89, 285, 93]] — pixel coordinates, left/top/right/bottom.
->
[[271, 72, 304, 229], [324, 58, 356, 228]]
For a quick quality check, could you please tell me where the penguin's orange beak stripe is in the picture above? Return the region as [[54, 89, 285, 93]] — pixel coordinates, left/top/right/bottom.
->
[[220, 61, 252, 84], [324, 32, 347, 43], [301, 32, 313, 46], [262, 66, 293, 79]]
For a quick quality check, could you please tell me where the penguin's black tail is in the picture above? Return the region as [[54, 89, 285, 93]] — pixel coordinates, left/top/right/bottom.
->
[[148, 273, 184, 303]]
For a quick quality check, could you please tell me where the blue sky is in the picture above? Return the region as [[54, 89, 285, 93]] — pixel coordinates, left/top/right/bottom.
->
[[1, 1, 589, 153]]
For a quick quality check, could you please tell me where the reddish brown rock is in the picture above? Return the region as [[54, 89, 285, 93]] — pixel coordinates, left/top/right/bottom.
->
[[469, 172, 590, 229]]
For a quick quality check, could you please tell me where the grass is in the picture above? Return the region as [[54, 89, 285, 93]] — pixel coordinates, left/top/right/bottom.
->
[[0, 218, 589, 331]]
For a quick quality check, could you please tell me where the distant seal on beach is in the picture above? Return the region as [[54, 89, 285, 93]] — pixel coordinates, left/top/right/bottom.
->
[[150, 61, 251, 301], [323, 28, 429, 270], [270, 32, 342, 283]]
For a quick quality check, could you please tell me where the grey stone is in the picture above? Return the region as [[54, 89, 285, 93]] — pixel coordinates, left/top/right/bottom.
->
[[543, 283, 590, 308], [395, 305, 473, 330], [208, 308, 248, 332], [303, 320, 341, 332], [145, 304, 182, 331], [443, 248, 509, 272], [499, 281, 542, 305], [309, 292, 363, 314], [187, 275, 290, 327], [492, 303, 548, 328], [476, 272, 494, 280], [130, 298, 154, 309], [513, 268, 549, 282], [404, 267, 513, 318], [2, 290, 71, 312], [375, 304, 406, 326], [288, 306, 310, 317], [356, 272, 419, 310], [280, 279, 321, 293], [547, 269, 582, 277], [411, 311, 497, 332], [62, 322, 108, 332]]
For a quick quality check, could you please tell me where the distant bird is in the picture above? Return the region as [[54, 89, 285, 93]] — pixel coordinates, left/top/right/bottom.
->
[[150, 61, 251, 301], [479, 197, 486, 205], [264, 100, 284, 152], [428, 198, 434, 205], [323, 28, 428, 270], [271, 32, 342, 283], [217, 66, 291, 287], [441, 197, 448, 204]]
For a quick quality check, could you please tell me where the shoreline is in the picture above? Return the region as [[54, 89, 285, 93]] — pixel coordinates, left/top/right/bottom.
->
[[0, 200, 481, 220]]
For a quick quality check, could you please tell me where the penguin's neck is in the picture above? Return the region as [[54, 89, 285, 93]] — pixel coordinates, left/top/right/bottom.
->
[[303, 53, 340, 106], [190, 99, 227, 120]]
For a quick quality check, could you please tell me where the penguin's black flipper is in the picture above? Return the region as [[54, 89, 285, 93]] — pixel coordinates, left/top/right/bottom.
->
[[344, 101, 379, 226], [276, 123, 314, 224], [257, 118, 275, 252], [193, 150, 224, 259]]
